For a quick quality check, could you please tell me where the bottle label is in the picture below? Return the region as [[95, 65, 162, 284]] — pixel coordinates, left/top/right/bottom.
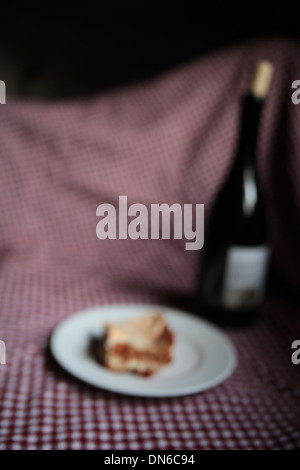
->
[[222, 245, 270, 309]]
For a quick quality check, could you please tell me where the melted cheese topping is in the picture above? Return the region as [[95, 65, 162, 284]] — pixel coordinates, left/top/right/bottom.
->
[[105, 314, 166, 350]]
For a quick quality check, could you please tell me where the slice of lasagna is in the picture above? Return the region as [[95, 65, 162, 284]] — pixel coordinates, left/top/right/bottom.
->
[[101, 313, 173, 376]]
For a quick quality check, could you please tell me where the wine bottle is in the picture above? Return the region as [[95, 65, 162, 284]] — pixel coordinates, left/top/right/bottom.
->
[[198, 60, 274, 326]]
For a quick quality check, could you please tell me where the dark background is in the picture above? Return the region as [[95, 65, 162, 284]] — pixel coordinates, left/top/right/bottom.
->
[[0, 3, 299, 99]]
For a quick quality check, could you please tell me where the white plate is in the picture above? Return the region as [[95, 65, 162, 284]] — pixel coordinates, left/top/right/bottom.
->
[[50, 304, 238, 397]]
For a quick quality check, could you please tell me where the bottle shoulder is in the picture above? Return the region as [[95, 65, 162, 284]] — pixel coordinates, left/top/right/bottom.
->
[[207, 168, 268, 246]]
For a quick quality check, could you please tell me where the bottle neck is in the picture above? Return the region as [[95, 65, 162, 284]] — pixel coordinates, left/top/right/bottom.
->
[[237, 94, 263, 164]]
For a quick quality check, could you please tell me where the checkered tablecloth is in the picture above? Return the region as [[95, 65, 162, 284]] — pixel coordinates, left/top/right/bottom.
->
[[0, 37, 299, 450]]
